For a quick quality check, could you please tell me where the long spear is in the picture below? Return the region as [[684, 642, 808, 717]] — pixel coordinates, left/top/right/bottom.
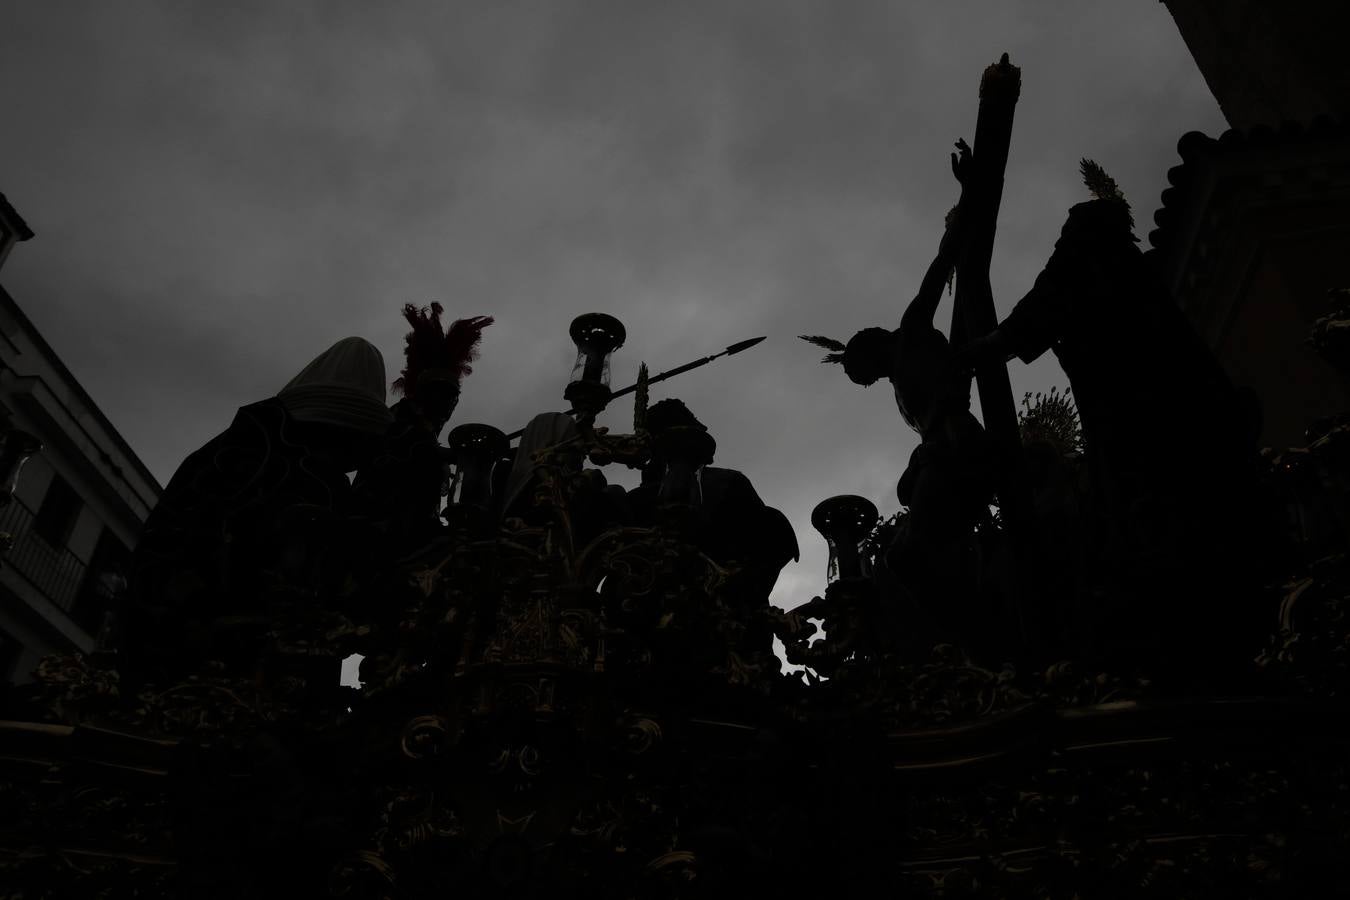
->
[[504, 336, 767, 441]]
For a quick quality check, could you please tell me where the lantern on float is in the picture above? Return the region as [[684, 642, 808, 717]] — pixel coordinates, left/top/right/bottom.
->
[[811, 495, 878, 583], [444, 423, 509, 513], [564, 313, 626, 415]]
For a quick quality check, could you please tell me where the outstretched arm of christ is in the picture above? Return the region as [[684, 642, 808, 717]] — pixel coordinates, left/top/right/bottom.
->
[[900, 139, 973, 335]]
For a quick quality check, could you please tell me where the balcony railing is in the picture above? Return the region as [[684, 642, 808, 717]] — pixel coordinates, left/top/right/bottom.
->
[[0, 497, 87, 614]]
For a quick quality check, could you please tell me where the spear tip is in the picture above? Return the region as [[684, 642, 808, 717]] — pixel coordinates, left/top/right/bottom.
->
[[725, 336, 768, 355]]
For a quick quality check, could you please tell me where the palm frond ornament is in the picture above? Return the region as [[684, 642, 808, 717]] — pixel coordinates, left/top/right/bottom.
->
[[799, 334, 847, 365], [1018, 387, 1083, 455], [1079, 158, 1134, 230], [634, 362, 650, 431]]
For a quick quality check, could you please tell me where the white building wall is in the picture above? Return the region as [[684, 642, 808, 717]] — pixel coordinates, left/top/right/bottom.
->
[[0, 209, 160, 684]]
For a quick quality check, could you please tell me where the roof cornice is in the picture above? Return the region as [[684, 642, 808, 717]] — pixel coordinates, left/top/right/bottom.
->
[[0, 193, 35, 241]]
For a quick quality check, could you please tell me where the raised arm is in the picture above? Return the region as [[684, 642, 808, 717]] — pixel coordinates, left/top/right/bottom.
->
[[901, 139, 973, 334]]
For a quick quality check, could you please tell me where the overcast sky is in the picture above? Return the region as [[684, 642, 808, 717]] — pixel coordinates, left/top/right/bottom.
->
[[0, 2, 1227, 611]]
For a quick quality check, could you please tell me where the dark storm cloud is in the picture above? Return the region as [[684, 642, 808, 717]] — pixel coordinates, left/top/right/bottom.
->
[[0, 1, 1226, 608]]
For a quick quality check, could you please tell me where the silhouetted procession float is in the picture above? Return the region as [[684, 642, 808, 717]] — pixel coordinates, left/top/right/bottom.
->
[[3, 54, 1350, 899]]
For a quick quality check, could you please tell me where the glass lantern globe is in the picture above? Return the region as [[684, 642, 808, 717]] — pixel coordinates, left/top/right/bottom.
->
[[567, 313, 626, 388], [445, 423, 509, 511], [811, 495, 879, 583]]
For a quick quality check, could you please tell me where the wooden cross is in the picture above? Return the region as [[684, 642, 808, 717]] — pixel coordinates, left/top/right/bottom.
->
[[949, 54, 1035, 653], [950, 53, 1022, 458]]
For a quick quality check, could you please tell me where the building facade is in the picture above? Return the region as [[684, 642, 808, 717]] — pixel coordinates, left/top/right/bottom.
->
[[0, 194, 160, 683], [1160, 0, 1349, 132], [1150, 3, 1350, 447]]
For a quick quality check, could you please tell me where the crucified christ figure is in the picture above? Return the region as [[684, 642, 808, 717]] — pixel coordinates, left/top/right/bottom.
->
[[802, 140, 999, 627]]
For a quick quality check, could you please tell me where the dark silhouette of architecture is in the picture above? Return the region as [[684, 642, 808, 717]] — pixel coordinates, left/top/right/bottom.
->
[[1160, 1, 1350, 131], [1150, 3, 1350, 447]]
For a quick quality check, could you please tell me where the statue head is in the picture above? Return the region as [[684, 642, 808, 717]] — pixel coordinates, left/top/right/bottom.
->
[[645, 398, 707, 434], [842, 327, 894, 386]]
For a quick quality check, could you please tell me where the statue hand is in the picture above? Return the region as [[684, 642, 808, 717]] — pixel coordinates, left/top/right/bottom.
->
[[951, 138, 973, 186]]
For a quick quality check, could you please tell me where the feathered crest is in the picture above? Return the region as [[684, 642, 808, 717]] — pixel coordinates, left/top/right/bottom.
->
[[391, 302, 494, 397], [1079, 158, 1134, 229], [798, 334, 847, 365]]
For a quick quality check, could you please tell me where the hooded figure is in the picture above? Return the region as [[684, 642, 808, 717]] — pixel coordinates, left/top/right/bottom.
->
[[123, 337, 392, 685], [276, 336, 394, 440], [500, 412, 582, 521]]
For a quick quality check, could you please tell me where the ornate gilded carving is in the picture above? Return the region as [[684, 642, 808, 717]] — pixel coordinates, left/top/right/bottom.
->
[[1, 364, 1345, 899]]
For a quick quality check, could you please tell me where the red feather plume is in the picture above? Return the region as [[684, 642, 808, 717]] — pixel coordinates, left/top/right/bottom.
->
[[392, 302, 494, 397]]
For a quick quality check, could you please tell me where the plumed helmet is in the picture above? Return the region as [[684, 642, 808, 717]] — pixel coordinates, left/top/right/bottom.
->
[[391, 302, 493, 399]]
